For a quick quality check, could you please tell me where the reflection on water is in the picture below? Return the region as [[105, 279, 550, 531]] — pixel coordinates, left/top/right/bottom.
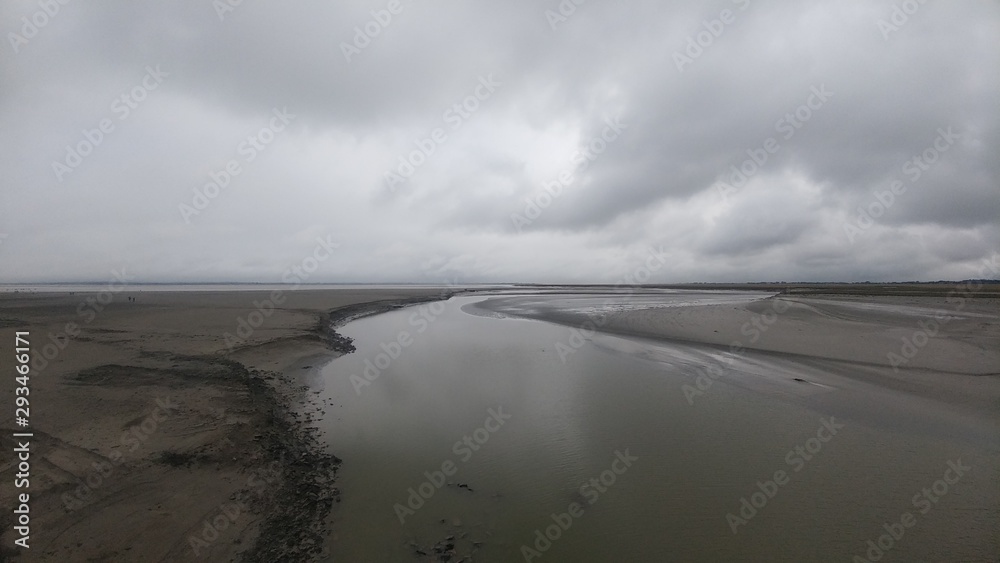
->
[[313, 293, 998, 562]]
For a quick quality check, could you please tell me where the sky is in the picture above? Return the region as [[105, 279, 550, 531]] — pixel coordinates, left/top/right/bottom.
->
[[1, 0, 997, 284]]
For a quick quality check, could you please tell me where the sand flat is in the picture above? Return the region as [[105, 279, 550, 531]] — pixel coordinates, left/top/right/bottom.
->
[[0, 288, 448, 561], [1, 287, 997, 561]]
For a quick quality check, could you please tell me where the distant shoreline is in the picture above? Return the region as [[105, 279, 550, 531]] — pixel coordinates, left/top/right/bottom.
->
[[3, 281, 997, 298]]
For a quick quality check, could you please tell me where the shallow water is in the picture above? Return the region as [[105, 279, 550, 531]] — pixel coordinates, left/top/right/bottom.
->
[[313, 293, 999, 562]]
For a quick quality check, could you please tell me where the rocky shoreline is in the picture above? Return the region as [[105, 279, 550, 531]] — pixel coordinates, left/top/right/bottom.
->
[[240, 293, 461, 560], [0, 288, 454, 561]]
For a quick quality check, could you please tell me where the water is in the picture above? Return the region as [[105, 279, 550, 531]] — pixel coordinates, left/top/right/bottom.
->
[[0, 283, 492, 293], [312, 293, 999, 562]]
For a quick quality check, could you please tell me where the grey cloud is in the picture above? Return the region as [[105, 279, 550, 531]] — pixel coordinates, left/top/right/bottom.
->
[[1, 0, 997, 283]]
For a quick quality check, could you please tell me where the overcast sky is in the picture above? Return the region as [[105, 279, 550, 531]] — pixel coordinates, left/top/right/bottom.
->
[[1, 1, 997, 284]]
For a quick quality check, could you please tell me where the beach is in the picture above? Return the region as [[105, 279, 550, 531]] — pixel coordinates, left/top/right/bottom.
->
[[1, 286, 998, 561], [474, 289, 1000, 414], [5, 1, 998, 560], [0, 288, 448, 561]]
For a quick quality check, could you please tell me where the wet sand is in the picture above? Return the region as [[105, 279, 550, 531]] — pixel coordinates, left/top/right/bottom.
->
[[0, 288, 449, 562], [309, 289, 999, 561], [1, 286, 997, 561], [475, 292, 1000, 414], [434, 291, 999, 561]]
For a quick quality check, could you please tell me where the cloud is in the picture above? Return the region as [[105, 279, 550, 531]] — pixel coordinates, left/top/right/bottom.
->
[[1, 0, 997, 283]]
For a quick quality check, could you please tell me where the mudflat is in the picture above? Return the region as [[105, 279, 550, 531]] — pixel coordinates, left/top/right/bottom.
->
[[477, 291, 1000, 413], [0, 288, 447, 561], [1, 286, 997, 561]]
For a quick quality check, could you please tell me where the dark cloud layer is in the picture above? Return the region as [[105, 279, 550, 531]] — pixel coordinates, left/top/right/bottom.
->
[[1, 0, 997, 283]]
